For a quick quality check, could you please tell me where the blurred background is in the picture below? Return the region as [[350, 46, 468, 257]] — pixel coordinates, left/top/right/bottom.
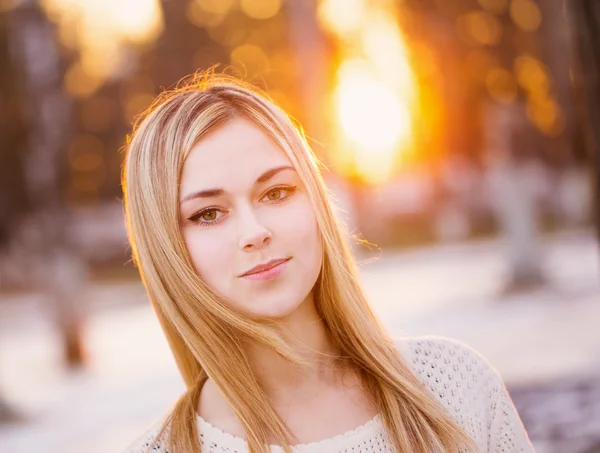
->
[[0, 0, 599, 452]]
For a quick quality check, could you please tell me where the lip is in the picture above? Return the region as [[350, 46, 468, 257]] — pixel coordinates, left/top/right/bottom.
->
[[239, 258, 291, 281]]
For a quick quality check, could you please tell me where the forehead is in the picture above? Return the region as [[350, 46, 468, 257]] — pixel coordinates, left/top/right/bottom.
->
[[180, 116, 293, 192]]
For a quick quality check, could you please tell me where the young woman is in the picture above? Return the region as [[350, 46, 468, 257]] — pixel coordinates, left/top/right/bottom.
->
[[121, 74, 535, 453]]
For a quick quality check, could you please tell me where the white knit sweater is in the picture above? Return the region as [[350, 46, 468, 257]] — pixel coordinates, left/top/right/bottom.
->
[[122, 336, 535, 453]]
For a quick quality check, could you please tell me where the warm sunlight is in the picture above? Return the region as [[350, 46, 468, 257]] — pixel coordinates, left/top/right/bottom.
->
[[41, 0, 163, 96], [317, 0, 366, 36], [335, 60, 410, 150], [318, 1, 417, 184]]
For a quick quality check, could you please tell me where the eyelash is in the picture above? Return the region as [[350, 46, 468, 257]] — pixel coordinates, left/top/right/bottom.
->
[[188, 184, 298, 226]]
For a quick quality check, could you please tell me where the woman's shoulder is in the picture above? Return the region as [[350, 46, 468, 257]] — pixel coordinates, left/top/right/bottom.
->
[[395, 335, 507, 447], [395, 335, 535, 451], [121, 413, 172, 453], [394, 334, 504, 397], [395, 334, 501, 381]]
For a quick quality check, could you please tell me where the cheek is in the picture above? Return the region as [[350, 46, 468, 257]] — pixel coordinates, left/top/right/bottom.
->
[[276, 199, 321, 258], [183, 230, 233, 289]]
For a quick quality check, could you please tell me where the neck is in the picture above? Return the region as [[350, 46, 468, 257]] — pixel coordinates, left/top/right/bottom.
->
[[243, 294, 345, 404]]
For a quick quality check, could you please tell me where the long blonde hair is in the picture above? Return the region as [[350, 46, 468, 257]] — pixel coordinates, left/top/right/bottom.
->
[[122, 73, 476, 453]]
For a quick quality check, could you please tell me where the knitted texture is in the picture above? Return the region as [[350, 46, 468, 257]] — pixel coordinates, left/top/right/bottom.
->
[[122, 336, 535, 453]]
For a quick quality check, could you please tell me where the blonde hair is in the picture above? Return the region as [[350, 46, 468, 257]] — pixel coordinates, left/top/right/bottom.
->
[[122, 73, 477, 453]]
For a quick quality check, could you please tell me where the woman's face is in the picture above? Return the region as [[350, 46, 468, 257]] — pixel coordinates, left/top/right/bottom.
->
[[179, 116, 322, 319]]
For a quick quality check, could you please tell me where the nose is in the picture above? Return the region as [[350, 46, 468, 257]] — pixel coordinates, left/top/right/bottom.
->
[[237, 206, 272, 251]]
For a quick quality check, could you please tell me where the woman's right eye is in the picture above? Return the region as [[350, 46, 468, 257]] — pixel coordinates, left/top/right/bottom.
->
[[189, 208, 224, 225]]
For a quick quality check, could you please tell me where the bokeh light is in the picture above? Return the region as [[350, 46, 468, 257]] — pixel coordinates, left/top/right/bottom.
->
[[526, 93, 564, 136], [477, 0, 508, 14], [317, 0, 366, 36], [335, 60, 410, 150], [64, 63, 104, 99], [514, 54, 549, 93], [230, 44, 270, 76], [195, 0, 235, 15], [486, 67, 518, 103], [42, 0, 164, 95], [457, 11, 503, 46], [186, 0, 227, 28], [509, 0, 542, 32], [240, 0, 281, 20]]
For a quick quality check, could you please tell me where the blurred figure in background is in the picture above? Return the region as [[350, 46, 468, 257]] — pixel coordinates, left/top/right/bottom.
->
[[484, 99, 546, 292]]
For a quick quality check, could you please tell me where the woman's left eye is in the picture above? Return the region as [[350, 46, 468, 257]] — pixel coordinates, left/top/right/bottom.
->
[[262, 185, 297, 202]]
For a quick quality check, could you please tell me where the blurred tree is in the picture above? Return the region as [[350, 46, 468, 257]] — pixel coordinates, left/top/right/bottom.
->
[[285, 0, 330, 154], [0, 7, 30, 250], [569, 0, 600, 246], [0, 0, 88, 372], [0, 3, 30, 425]]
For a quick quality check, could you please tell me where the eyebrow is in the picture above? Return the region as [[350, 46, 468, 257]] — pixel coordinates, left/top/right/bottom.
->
[[180, 165, 296, 205]]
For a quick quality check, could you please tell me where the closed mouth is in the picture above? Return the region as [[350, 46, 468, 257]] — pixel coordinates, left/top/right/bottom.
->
[[239, 257, 291, 277]]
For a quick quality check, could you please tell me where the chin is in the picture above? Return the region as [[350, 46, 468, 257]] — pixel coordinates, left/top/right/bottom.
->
[[239, 292, 310, 321], [250, 301, 304, 320]]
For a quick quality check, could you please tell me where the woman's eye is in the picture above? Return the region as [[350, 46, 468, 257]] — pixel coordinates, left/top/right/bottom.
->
[[201, 210, 218, 221], [189, 208, 222, 224], [262, 186, 296, 202], [266, 189, 283, 200]]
